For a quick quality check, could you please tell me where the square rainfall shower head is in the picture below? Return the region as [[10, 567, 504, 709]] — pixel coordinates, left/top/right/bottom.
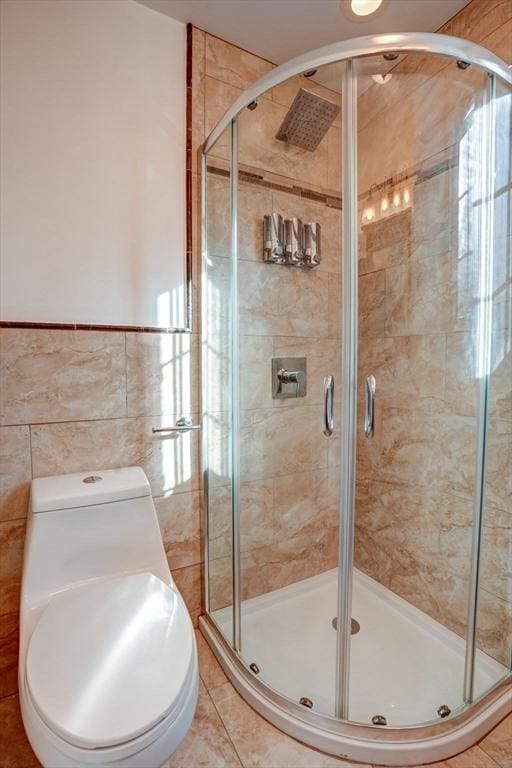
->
[[276, 88, 340, 152]]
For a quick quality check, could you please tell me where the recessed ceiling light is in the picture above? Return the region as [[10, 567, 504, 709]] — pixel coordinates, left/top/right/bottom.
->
[[351, 0, 383, 16], [341, 0, 387, 21]]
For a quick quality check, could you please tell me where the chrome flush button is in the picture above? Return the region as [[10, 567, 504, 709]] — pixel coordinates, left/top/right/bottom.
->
[[82, 475, 103, 484]]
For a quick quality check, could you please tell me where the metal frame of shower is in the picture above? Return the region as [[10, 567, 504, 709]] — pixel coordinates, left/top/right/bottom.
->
[[201, 31, 512, 744]]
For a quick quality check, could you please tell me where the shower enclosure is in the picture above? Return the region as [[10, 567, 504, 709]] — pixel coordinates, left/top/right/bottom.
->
[[200, 33, 511, 765]]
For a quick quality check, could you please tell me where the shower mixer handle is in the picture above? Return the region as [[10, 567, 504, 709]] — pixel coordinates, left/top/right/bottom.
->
[[323, 375, 334, 436], [278, 368, 304, 385], [278, 367, 305, 396]]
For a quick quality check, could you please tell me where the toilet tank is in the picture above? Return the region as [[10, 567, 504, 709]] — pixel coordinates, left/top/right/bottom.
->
[[22, 467, 172, 612], [31, 466, 151, 514]]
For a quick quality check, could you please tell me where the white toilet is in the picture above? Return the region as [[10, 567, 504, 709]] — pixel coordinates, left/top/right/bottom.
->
[[18, 466, 199, 768]]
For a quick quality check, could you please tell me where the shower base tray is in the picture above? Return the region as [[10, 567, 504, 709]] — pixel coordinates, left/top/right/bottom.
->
[[201, 568, 511, 765]]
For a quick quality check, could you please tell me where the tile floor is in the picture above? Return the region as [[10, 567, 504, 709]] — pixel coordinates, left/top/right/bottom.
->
[[1, 629, 510, 768], [173, 631, 512, 768]]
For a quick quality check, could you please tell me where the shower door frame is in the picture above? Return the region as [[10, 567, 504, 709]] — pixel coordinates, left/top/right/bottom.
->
[[200, 32, 512, 764]]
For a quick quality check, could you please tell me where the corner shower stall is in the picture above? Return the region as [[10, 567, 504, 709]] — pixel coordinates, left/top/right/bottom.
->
[[200, 33, 511, 765]]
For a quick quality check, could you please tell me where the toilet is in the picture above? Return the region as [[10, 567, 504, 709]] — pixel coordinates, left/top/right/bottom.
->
[[18, 466, 199, 768]]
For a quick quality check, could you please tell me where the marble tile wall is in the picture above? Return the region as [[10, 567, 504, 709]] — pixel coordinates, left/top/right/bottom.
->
[[357, 0, 512, 192], [204, 171, 343, 610], [199, 24, 346, 610], [352, 0, 512, 667], [200, 1, 511, 651], [354, 158, 511, 665], [203, 35, 341, 194], [0, 327, 204, 706]]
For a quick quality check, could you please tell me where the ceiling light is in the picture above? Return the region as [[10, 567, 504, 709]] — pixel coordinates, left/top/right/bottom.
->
[[371, 73, 392, 85], [342, 0, 387, 22], [351, 0, 383, 16]]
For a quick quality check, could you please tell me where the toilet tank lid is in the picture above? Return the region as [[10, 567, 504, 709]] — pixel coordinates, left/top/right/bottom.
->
[[31, 467, 151, 513]]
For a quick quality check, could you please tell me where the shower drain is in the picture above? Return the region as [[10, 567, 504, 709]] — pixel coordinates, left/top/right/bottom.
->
[[331, 617, 360, 635]]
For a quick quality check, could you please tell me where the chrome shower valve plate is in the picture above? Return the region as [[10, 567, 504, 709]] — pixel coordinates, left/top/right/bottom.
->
[[272, 357, 307, 399]]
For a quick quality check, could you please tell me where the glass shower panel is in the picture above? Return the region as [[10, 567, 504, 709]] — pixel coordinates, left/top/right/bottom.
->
[[352, 53, 497, 726], [203, 127, 234, 638], [233, 64, 344, 717], [475, 76, 512, 683]]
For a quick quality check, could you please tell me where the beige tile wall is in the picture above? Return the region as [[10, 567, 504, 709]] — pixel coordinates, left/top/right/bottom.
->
[[200, 23, 346, 610], [357, 0, 512, 191], [0, 327, 204, 711], [354, 164, 511, 664], [200, 1, 511, 649], [204, 170, 343, 609], [353, 0, 512, 665]]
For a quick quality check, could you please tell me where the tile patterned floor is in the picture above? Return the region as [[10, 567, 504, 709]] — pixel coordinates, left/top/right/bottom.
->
[[1, 629, 510, 768]]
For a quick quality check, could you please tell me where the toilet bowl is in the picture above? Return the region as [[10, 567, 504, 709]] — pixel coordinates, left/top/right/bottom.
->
[[19, 467, 199, 768]]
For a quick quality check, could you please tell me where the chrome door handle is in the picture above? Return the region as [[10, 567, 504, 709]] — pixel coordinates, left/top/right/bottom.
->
[[364, 375, 376, 439], [323, 375, 334, 436]]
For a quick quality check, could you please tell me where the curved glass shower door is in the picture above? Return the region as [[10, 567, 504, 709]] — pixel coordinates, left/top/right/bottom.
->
[[201, 35, 512, 744], [350, 52, 510, 726], [202, 126, 235, 636], [216, 60, 344, 718]]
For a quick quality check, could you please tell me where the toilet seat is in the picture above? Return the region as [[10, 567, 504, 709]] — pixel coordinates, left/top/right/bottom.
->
[[26, 572, 194, 751], [21, 661, 198, 766]]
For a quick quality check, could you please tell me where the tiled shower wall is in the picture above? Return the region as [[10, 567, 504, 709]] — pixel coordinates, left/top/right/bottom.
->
[[199, 29, 346, 609], [198, 0, 511, 665], [204, 173, 343, 609], [354, 165, 511, 666], [353, 3, 512, 665]]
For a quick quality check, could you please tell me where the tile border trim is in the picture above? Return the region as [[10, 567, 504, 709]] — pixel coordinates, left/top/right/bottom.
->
[[0, 321, 191, 334], [206, 146, 460, 212]]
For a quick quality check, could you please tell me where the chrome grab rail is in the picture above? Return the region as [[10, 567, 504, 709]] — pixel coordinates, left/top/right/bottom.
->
[[364, 375, 376, 439], [323, 375, 334, 436], [152, 416, 201, 435]]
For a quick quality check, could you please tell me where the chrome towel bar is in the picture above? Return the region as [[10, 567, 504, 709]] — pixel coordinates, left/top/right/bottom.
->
[[152, 416, 201, 435]]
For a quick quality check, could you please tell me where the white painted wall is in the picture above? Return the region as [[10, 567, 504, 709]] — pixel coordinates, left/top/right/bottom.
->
[[0, 0, 187, 328]]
